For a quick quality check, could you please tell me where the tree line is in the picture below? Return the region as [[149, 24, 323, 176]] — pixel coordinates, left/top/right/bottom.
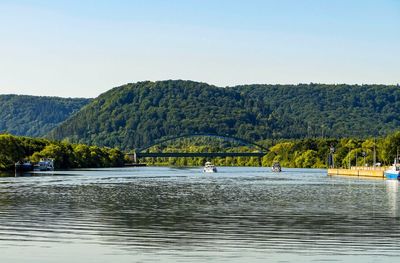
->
[[3, 131, 400, 170], [0, 134, 124, 171], [140, 132, 400, 168]]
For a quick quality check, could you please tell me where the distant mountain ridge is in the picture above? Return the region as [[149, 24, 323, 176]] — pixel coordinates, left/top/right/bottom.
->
[[47, 80, 400, 150], [0, 94, 91, 137]]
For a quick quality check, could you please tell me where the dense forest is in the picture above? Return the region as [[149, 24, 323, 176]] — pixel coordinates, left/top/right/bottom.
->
[[0, 134, 125, 171], [49, 80, 400, 151], [0, 95, 90, 137]]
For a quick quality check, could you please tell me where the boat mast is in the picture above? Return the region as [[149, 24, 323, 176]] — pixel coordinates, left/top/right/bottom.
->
[[373, 138, 376, 168]]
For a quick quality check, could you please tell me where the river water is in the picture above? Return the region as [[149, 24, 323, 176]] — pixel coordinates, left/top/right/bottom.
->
[[0, 167, 399, 262]]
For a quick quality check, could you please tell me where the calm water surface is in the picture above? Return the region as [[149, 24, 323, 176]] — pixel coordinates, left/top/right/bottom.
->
[[0, 167, 399, 262]]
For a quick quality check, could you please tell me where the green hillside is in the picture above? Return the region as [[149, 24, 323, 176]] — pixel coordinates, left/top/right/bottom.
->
[[48, 80, 400, 150], [233, 83, 400, 138], [0, 95, 90, 137]]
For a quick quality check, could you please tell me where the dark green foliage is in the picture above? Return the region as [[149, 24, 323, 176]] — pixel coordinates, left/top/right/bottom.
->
[[49, 80, 275, 149], [0, 95, 90, 137], [234, 83, 400, 138], [0, 134, 124, 170], [48, 80, 400, 151]]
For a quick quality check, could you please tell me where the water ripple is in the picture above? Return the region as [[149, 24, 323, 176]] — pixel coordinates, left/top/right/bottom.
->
[[0, 167, 399, 262]]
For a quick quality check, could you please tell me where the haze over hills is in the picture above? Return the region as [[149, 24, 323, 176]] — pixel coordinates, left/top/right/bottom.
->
[[0, 95, 91, 137], [47, 80, 400, 150]]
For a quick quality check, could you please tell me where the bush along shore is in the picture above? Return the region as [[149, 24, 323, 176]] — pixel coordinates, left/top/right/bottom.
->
[[0, 134, 125, 171]]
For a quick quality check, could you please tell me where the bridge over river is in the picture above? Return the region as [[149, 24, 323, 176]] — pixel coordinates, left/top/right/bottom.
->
[[127, 134, 268, 163]]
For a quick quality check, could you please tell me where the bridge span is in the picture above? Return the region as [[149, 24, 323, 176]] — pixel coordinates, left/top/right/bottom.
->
[[127, 133, 268, 163]]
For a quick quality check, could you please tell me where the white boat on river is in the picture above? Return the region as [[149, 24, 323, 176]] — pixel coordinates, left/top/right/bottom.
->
[[203, 162, 217, 173], [272, 162, 282, 172]]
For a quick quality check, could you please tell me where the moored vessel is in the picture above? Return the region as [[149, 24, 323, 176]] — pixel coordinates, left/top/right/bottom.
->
[[34, 158, 55, 171], [384, 159, 400, 180], [15, 160, 34, 172]]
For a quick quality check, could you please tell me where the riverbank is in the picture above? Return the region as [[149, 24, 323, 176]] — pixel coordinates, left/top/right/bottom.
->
[[4, 130, 400, 171]]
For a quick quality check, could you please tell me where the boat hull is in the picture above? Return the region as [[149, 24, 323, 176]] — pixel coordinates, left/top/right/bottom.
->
[[34, 166, 54, 171], [15, 164, 33, 172], [384, 171, 400, 180]]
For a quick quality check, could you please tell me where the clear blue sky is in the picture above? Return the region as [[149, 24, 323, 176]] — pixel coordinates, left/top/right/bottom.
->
[[0, 0, 399, 98]]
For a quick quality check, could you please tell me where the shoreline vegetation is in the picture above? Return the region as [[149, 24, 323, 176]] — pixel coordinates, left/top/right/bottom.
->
[[2, 131, 400, 171], [141, 131, 400, 168], [0, 134, 125, 171]]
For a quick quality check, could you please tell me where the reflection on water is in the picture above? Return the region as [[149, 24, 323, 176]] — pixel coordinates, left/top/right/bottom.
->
[[0, 167, 399, 262], [386, 180, 398, 217]]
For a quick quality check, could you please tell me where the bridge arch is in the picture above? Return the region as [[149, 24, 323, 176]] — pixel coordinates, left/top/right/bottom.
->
[[136, 133, 268, 153]]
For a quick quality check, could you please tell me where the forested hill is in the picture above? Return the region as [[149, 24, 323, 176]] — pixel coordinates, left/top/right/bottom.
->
[[48, 80, 400, 150], [0, 95, 90, 137]]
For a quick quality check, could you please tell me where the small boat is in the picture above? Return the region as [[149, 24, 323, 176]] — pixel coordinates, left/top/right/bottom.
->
[[384, 158, 400, 180], [272, 162, 281, 172], [15, 160, 34, 172], [203, 162, 217, 173], [34, 158, 55, 171]]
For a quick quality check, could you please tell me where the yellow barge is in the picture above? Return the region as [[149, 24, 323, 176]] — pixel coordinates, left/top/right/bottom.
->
[[328, 166, 386, 178]]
